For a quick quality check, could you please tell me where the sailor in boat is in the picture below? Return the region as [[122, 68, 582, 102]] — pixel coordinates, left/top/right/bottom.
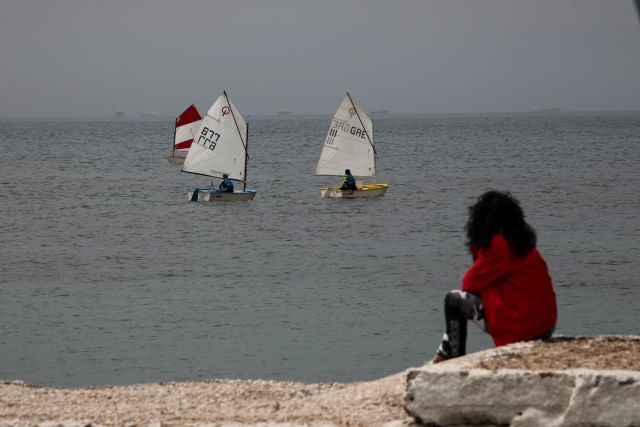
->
[[217, 173, 234, 193], [340, 169, 358, 191]]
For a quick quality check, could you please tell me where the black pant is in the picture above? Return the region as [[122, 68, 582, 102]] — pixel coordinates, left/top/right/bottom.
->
[[436, 290, 487, 359], [435, 290, 555, 360], [340, 183, 357, 190]]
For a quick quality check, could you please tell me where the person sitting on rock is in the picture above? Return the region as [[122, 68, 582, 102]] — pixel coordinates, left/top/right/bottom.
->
[[429, 191, 557, 364]]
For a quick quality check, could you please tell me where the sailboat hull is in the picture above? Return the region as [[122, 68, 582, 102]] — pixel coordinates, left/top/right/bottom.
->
[[320, 183, 389, 198], [188, 189, 257, 202], [166, 155, 186, 165]]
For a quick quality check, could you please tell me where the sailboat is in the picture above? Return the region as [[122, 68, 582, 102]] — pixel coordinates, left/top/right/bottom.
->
[[315, 92, 389, 198], [181, 91, 256, 201], [166, 104, 202, 164]]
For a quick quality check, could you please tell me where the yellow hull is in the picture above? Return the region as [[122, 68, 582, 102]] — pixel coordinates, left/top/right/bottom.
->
[[320, 183, 389, 198]]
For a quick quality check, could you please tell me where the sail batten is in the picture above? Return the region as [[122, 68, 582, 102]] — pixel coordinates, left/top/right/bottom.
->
[[315, 93, 375, 177], [182, 92, 248, 181]]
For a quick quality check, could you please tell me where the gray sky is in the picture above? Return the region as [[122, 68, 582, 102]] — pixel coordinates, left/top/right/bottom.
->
[[1, 0, 639, 117]]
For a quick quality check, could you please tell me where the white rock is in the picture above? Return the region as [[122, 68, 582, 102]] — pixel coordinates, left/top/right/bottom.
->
[[405, 367, 640, 427]]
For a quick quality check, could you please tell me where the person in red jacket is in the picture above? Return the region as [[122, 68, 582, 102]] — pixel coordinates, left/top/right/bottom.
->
[[431, 191, 557, 363]]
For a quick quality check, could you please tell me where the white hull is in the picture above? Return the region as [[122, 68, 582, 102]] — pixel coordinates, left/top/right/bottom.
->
[[188, 189, 257, 202], [320, 183, 389, 198], [166, 155, 186, 165]]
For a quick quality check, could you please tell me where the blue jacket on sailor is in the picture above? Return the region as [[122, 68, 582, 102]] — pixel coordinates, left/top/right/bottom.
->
[[219, 178, 234, 193], [341, 172, 357, 190], [345, 173, 356, 186]]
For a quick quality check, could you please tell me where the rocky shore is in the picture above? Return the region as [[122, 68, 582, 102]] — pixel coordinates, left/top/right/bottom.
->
[[1, 336, 639, 427], [405, 335, 640, 427]]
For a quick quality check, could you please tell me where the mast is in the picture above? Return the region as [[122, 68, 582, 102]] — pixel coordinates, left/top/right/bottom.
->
[[223, 90, 248, 189], [244, 121, 249, 191], [372, 116, 376, 176], [172, 116, 178, 157]]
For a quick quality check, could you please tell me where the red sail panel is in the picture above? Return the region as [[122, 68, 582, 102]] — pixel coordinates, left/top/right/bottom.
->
[[175, 139, 193, 150], [176, 104, 202, 127]]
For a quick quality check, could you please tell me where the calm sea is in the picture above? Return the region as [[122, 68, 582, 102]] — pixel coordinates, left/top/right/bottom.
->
[[1, 113, 638, 387]]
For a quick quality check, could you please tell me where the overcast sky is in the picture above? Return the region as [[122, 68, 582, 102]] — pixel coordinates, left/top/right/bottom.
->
[[1, 0, 639, 117]]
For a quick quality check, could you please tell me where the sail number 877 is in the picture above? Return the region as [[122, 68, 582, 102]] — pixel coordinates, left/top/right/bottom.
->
[[198, 127, 221, 150]]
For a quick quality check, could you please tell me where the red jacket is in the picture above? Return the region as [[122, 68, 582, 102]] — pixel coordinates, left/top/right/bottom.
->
[[462, 234, 557, 347]]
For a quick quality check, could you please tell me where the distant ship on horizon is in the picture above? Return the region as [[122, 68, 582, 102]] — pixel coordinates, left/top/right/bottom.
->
[[370, 109, 389, 114], [530, 107, 560, 113], [277, 109, 292, 115], [115, 111, 125, 117]]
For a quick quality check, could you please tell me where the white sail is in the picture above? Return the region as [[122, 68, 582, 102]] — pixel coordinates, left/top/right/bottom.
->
[[182, 92, 248, 181], [315, 93, 375, 177]]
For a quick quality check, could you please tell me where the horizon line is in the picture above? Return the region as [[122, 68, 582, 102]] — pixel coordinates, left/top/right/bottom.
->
[[2, 109, 640, 120]]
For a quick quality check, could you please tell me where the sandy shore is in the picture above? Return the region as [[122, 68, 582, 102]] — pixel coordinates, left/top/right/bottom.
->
[[0, 372, 410, 427], [2, 336, 639, 427]]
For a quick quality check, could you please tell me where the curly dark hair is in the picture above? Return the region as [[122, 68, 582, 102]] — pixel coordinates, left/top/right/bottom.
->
[[465, 191, 537, 259]]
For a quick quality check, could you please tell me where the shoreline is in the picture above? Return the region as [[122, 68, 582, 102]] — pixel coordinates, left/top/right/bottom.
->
[[0, 372, 410, 427], [2, 336, 639, 426]]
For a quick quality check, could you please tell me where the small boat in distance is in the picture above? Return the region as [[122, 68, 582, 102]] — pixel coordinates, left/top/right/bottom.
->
[[315, 92, 389, 198], [166, 104, 202, 164], [181, 91, 256, 202], [530, 107, 561, 114]]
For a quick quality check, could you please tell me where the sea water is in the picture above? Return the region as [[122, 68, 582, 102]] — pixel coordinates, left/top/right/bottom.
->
[[0, 113, 638, 387]]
